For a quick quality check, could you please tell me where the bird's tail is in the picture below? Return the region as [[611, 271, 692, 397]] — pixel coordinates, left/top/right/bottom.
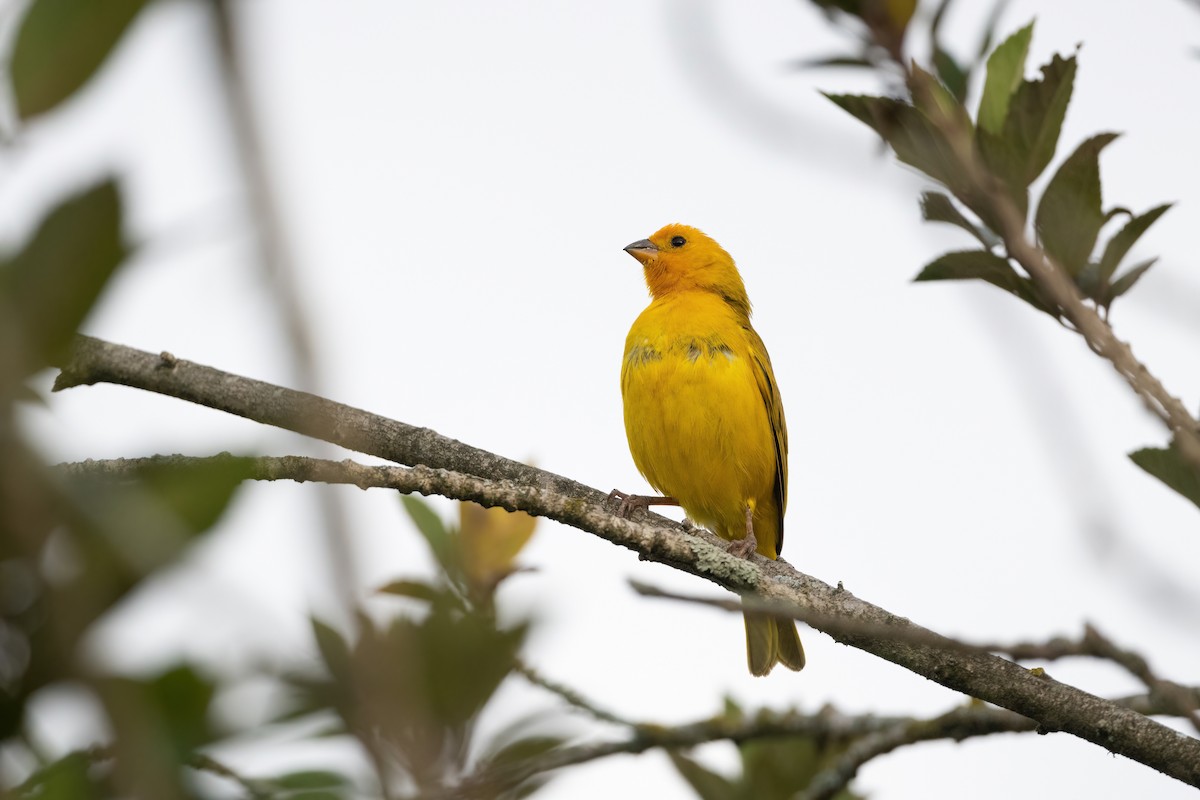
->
[[744, 611, 806, 676]]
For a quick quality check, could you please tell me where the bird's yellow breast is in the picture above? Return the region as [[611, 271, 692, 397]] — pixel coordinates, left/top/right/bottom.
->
[[621, 291, 781, 554]]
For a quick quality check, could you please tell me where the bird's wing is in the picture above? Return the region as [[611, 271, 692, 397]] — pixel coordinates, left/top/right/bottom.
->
[[746, 325, 788, 554]]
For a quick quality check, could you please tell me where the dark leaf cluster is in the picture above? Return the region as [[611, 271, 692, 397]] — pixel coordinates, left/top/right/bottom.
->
[[824, 21, 1169, 319]]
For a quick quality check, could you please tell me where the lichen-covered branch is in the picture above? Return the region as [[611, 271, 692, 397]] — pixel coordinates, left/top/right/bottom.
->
[[998, 624, 1200, 733], [50, 337, 1200, 788]]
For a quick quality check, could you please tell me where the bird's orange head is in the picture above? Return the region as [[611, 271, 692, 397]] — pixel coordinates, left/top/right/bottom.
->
[[624, 224, 751, 316]]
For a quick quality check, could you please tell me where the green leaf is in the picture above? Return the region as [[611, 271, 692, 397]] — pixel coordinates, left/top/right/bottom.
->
[[932, 46, 969, 103], [915, 250, 1054, 315], [24, 752, 96, 800], [376, 578, 446, 604], [1096, 203, 1171, 285], [1130, 443, 1200, 511], [1003, 52, 1077, 185], [415, 607, 527, 727], [311, 617, 353, 687], [791, 54, 874, 70], [11, 0, 152, 120], [58, 456, 246, 591], [272, 770, 353, 799], [10, 0, 153, 119], [482, 734, 564, 773], [669, 750, 738, 800], [131, 455, 250, 536], [825, 93, 963, 193], [919, 191, 997, 248], [401, 494, 460, 577], [145, 664, 217, 755], [1034, 133, 1119, 277], [0, 181, 125, 377], [978, 22, 1033, 134], [974, 126, 1027, 219], [1106, 257, 1157, 304], [909, 63, 972, 135]]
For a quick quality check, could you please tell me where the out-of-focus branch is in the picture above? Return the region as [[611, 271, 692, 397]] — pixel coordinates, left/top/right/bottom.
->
[[206, 0, 360, 629], [12, 745, 275, 799], [459, 706, 920, 799], [515, 661, 634, 728], [50, 337, 1200, 789], [797, 703, 1034, 800]]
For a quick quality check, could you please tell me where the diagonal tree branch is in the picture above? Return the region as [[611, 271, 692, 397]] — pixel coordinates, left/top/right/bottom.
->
[[49, 336, 1200, 789]]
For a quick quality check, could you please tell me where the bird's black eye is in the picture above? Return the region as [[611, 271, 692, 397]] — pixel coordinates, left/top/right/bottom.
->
[[670, 236, 686, 248]]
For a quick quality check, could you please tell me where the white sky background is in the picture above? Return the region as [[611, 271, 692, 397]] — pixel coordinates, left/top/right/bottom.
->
[[4, 0, 1200, 797]]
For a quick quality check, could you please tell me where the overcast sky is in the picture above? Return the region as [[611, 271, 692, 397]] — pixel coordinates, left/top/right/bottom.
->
[[5, 1, 1200, 797]]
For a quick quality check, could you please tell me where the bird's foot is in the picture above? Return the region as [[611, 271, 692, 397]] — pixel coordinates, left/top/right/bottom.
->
[[607, 490, 679, 518], [727, 531, 759, 559]]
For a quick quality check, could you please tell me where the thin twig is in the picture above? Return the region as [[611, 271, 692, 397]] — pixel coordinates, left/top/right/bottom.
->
[[798, 702, 1035, 800], [11, 745, 276, 799], [451, 706, 913, 798], [187, 753, 276, 799], [515, 660, 634, 727]]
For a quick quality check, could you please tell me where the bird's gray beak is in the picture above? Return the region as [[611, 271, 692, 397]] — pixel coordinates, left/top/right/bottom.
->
[[624, 239, 658, 264]]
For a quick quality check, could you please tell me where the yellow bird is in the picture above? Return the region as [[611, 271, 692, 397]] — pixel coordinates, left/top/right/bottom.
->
[[613, 223, 805, 676]]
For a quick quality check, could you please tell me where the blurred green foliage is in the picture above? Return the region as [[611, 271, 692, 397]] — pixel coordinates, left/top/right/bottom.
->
[[669, 700, 863, 800], [10, 0, 153, 119]]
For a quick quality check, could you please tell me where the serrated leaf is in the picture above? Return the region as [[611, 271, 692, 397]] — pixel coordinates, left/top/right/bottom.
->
[[0, 181, 125, 377], [978, 22, 1033, 134], [1097, 203, 1171, 285], [1130, 443, 1200, 511], [929, 0, 966, 105], [920, 191, 997, 247], [11, 0, 152, 119], [1035, 133, 1119, 277], [909, 63, 972, 136], [932, 46, 969, 103], [973, 127, 1029, 226], [1106, 257, 1157, 303], [401, 494, 460, 578], [1003, 53, 1077, 185], [916, 250, 1055, 315], [669, 750, 738, 800], [825, 93, 964, 193]]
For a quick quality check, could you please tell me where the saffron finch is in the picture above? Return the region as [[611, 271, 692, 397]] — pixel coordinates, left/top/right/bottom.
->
[[613, 223, 804, 676]]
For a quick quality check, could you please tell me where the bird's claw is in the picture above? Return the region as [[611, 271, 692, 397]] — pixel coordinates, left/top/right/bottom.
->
[[607, 489, 647, 518], [728, 531, 759, 559]]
